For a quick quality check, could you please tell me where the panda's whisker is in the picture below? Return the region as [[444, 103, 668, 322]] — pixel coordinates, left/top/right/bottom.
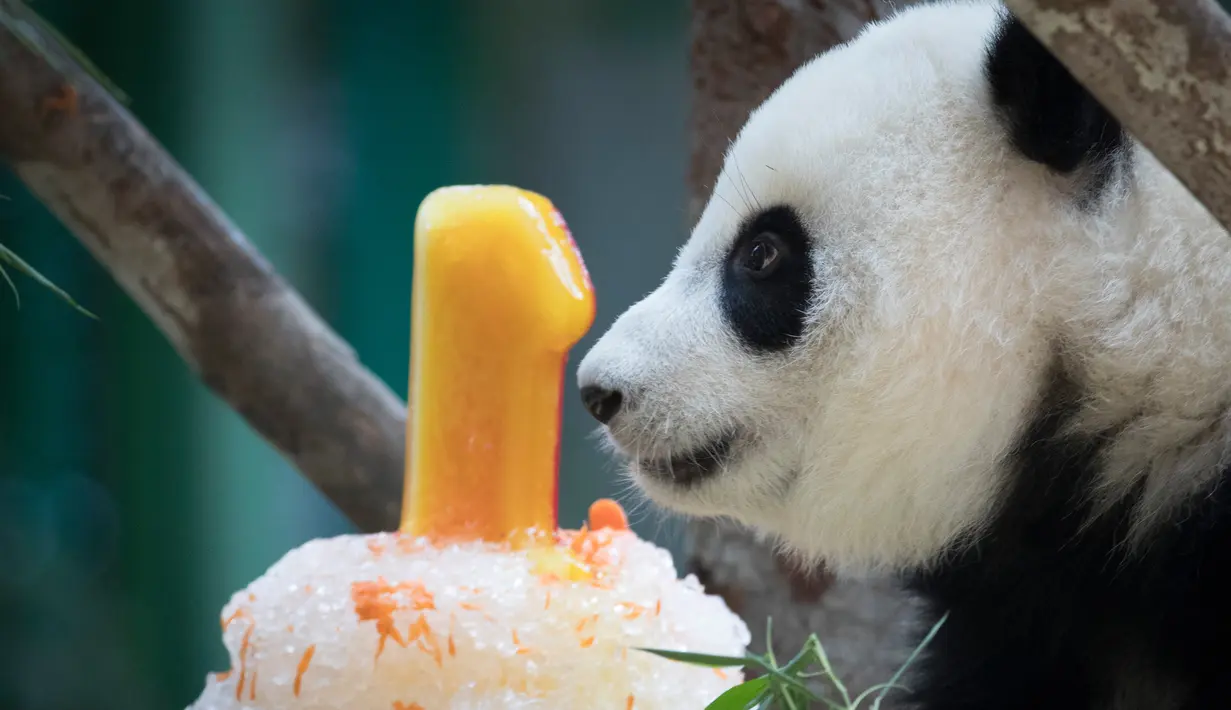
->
[[721, 161, 753, 213], [732, 152, 761, 211]]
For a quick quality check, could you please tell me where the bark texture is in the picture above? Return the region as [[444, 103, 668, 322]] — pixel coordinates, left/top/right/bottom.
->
[[1004, 0, 1231, 233], [688, 0, 924, 695], [0, 0, 406, 532]]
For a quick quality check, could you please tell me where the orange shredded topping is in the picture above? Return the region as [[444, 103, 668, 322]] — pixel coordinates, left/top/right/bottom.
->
[[234, 623, 255, 700], [544, 590, 552, 610], [249, 670, 257, 701], [627, 693, 635, 709], [512, 629, 521, 645], [304, 584, 313, 593], [395, 535, 427, 554], [588, 498, 630, 531], [214, 670, 232, 682], [367, 539, 386, 558], [221, 608, 246, 631], [286, 624, 294, 632], [569, 524, 590, 556], [352, 578, 436, 660], [580, 636, 596, 648], [404, 614, 443, 666], [448, 612, 458, 657], [620, 602, 648, 620], [407, 614, 432, 641], [556, 526, 619, 570], [460, 601, 483, 611], [393, 703, 425, 710], [294, 645, 316, 697], [714, 668, 728, 680], [415, 635, 444, 667], [655, 599, 662, 616], [575, 613, 599, 633]]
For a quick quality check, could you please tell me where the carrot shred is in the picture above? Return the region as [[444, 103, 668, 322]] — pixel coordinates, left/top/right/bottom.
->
[[352, 578, 434, 660], [569, 523, 590, 556], [294, 645, 316, 697], [234, 624, 255, 700], [221, 608, 245, 631]]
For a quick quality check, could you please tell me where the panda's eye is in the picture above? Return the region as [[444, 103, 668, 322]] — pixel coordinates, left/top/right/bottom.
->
[[738, 233, 784, 277]]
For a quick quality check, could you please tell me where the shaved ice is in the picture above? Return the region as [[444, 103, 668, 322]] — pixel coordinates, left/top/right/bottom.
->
[[187, 525, 750, 709]]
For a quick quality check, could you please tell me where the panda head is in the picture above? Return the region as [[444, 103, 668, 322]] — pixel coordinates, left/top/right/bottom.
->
[[577, 0, 1223, 575]]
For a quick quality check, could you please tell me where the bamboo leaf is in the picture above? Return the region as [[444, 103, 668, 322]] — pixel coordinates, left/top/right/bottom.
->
[[0, 243, 97, 319], [704, 677, 771, 710], [635, 648, 750, 668]]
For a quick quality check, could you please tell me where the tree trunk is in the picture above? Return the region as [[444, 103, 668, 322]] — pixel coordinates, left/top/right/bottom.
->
[[1003, 0, 1231, 234], [686, 0, 924, 696]]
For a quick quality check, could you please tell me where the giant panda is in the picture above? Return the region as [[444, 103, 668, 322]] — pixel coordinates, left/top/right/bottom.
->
[[575, 1, 1231, 708]]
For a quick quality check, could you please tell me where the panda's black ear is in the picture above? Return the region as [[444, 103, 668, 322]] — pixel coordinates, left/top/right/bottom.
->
[[985, 12, 1125, 175]]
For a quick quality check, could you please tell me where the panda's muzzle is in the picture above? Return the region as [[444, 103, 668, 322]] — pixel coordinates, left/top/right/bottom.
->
[[636, 434, 735, 486]]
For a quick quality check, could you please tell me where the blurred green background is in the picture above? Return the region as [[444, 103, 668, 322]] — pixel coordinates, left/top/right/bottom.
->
[[0, 1, 690, 708]]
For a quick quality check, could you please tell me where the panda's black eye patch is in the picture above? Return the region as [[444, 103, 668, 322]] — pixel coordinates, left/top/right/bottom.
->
[[720, 205, 813, 352]]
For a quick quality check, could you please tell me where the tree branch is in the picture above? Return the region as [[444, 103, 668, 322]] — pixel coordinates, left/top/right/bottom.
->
[[1003, 0, 1231, 232], [0, 0, 406, 532]]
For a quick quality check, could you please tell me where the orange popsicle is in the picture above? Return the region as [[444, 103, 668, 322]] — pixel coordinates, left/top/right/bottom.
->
[[401, 186, 595, 544]]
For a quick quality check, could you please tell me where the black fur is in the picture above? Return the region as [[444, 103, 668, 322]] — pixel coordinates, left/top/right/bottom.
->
[[903, 363, 1231, 710], [719, 205, 814, 352], [985, 12, 1127, 195]]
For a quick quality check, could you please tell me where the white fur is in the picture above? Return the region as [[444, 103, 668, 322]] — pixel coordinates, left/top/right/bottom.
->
[[577, 0, 1231, 575]]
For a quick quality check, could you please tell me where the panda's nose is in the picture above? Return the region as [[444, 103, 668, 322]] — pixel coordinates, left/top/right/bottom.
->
[[580, 385, 624, 425]]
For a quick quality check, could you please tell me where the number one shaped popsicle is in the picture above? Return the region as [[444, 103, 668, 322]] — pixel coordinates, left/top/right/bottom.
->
[[402, 186, 596, 545]]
